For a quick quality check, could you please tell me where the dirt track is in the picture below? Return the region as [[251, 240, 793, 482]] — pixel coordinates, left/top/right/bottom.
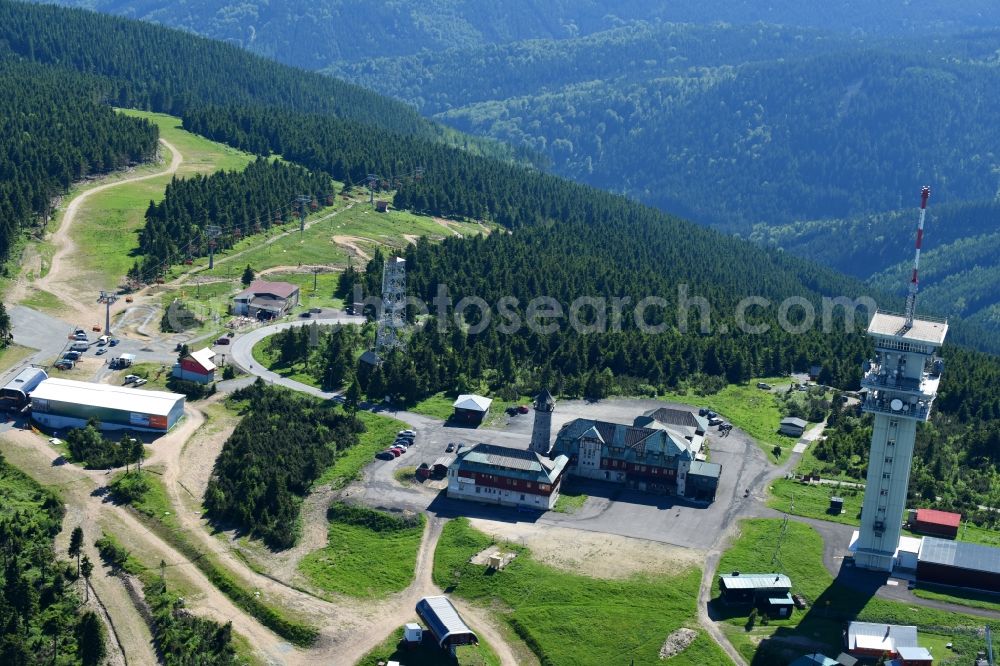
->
[[21, 139, 183, 319]]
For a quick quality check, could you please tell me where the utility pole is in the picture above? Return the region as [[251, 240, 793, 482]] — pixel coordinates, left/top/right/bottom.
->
[[296, 194, 312, 235], [367, 174, 377, 206], [206, 224, 222, 270], [97, 291, 119, 334], [311, 266, 322, 291]]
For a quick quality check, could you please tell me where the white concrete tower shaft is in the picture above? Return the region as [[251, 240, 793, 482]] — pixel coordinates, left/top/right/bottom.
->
[[855, 188, 947, 571]]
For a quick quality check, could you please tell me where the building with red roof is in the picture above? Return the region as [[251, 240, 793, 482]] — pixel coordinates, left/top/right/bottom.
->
[[910, 508, 961, 539], [233, 280, 300, 319]]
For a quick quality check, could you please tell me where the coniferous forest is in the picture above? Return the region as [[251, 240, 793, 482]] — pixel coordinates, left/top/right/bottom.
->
[[0, 58, 158, 265], [133, 158, 333, 281], [204, 382, 362, 549]]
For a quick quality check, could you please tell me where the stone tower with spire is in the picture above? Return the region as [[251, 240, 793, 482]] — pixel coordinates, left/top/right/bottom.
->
[[530, 389, 556, 454]]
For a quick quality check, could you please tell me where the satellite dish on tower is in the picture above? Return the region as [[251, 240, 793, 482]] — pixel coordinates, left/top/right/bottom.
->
[[890, 399, 903, 412]]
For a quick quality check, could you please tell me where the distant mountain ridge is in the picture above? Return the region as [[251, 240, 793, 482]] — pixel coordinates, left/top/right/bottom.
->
[[34, 0, 1000, 68]]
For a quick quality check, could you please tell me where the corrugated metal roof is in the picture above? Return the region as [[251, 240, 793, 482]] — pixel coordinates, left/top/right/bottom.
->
[[914, 508, 961, 528], [897, 646, 933, 660], [415, 596, 477, 648], [689, 461, 722, 479], [719, 573, 791, 590], [453, 394, 492, 412], [3, 367, 47, 392], [30, 378, 184, 417], [456, 443, 567, 483], [847, 622, 918, 652], [781, 417, 808, 427], [918, 536, 1000, 575]]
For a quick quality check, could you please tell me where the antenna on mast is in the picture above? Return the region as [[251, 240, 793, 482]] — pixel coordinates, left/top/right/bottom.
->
[[903, 186, 930, 330]]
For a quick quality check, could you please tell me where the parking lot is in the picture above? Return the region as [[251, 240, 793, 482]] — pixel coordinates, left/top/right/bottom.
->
[[350, 398, 772, 551]]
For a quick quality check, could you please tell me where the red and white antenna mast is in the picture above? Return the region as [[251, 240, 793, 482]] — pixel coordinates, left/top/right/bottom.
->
[[903, 185, 930, 329]]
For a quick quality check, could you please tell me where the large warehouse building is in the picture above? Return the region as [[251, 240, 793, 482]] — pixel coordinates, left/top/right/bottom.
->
[[917, 536, 1000, 592], [30, 378, 185, 432]]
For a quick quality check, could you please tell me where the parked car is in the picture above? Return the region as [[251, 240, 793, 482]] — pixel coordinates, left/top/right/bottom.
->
[[109, 338, 120, 347], [706, 410, 718, 419], [299, 312, 312, 318], [394, 439, 412, 448], [97, 335, 110, 346], [398, 429, 416, 438], [63, 351, 81, 361], [505, 406, 519, 416], [54, 360, 73, 370], [123, 374, 140, 384], [517, 404, 530, 414], [698, 408, 709, 416], [95, 348, 108, 356], [757, 382, 772, 390], [388, 448, 403, 457], [375, 451, 395, 461], [73, 332, 88, 341], [133, 378, 148, 387], [216, 337, 231, 345], [708, 417, 724, 426], [445, 443, 455, 453]]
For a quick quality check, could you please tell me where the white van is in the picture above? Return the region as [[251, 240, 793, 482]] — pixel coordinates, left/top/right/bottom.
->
[[70, 341, 90, 352], [97, 335, 110, 346]]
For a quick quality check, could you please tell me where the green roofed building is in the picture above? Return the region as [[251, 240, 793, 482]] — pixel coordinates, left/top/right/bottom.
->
[[447, 442, 568, 510]]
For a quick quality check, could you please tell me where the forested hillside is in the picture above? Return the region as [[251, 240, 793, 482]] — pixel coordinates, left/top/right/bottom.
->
[[37, 0, 1000, 69], [0, 57, 157, 265]]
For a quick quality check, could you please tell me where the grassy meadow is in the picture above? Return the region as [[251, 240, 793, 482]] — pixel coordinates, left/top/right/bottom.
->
[[434, 518, 733, 666], [299, 504, 425, 598]]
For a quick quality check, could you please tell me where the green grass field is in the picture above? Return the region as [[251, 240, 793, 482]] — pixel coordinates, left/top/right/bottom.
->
[[552, 487, 588, 514], [660, 378, 800, 456], [298, 504, 425, 598], [357, 625, 501, 666], [717, 518, 1000, 665], [191, 201, 485, 283], [411, 392, 458, 420], [434, 518, 733, 666], [67, 110, 255, 291], [0, 343, 33, 374], [766, 478, 865, 527], [315, 409, 410, 489]]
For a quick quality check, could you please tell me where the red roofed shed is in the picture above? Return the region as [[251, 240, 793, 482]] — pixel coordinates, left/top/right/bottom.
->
[[911, 508, 961, 539]]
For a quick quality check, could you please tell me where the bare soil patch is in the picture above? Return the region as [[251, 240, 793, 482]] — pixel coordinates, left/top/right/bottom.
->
[[467, 518, 704, 579]]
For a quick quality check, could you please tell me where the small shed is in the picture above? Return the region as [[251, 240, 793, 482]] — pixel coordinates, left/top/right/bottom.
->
[[829, 497, 844, 514], [910, 508, 961, 539], [718, 572, 792, 613], [415, 596, 478, 650], [432, 456, 452, 477], [173, 347, 216, 384], [452, 394, 492, 425], [375, 200, 389, 212], [895, 646, 934, 665], [403, 622, 422, 643], [779, 417, 808, 437]]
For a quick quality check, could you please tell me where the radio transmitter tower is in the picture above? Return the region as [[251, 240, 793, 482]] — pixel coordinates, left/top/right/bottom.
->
[[854, 186, 948, 572], [374, 256, 407, 354]]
